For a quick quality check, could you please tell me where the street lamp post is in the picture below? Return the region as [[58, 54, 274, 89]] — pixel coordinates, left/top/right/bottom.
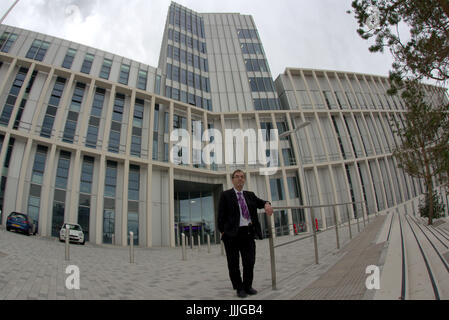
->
[[0, 0, 20, 25], [267, 120, 312, 289], [281, 120, 321, 263]]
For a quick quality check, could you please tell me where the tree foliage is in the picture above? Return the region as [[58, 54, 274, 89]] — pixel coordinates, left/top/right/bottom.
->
[[349, 0, 449, 224], [390, 80, 449, 224], [350, 0, 449, 83]]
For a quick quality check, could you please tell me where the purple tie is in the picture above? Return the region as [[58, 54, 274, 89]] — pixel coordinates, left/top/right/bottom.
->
[[237, 192, 250, 220]]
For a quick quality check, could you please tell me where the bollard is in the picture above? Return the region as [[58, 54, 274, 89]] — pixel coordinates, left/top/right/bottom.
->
[[333, 207, 340, 250], [220, 238, 225, 256], [181, 233, 187, 261], [207, 234, 211, 254], [112, 234, 115, 245], [197, 234, 201, 251], [129, 231, 134, 264], [65, 224, 70, 261]]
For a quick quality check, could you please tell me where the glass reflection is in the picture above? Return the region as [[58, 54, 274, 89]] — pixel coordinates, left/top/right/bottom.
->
[[174, 189, 216, 246]]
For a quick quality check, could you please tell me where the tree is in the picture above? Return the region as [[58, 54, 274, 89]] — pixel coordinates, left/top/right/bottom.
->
[[349, 0, 449, 224], [390, 80, 449, 224], [349, 0, 449, 83], [419, 190, 445, 220]]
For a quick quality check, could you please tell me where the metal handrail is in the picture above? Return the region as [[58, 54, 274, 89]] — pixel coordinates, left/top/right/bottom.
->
[[267, 201, 373, 290]]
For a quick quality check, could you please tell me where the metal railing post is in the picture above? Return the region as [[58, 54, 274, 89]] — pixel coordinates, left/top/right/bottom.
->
[[366, 203, 370, 224], [346, 203, 352, 240], [356, 204, 361, 233], [267, 218, 277, 290], [310, 208, 319, 265], [65, 225, 70, 261], [129, 231, 134, 264], [362, 202, 366, 228], [333, 206, 340, 250]]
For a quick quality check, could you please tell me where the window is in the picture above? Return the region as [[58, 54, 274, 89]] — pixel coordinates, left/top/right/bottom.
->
[[248, 77, 275, 92], [137, 70, 147, 90], [100, 58, 112, 79], [245, 59, 268, 72], [104, 161, 117, 198], [287, 175, 301, 199], [55, 151, 71, 190], [78, 156, 94, 241], [41, 77, 66, 138], [108, 94, 125, 153], [62, 48, 77, 69], [86, 88, 105, 148], [80, 156, 94, 194], [282, 148, 295, 166], [26, 39, 50, 61], [0, 67, 28, 126], [51, 150, 71, 237], [63, 82, 86, 143], [119, 64, 130, 85], [155, 75, 161, 95], [253, 98, 280, 111], [131, 99, 144, 157], [80, 53, 95, 74], [270, 178, 285, 201], [31, 146, 48, 185], [128, 165, 140, 201], [0, 32, 18, 53], [237, 29, 259, 40]]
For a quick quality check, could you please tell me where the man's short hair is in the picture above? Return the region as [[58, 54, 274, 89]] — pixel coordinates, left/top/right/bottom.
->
[[231, 169, 245, 179]]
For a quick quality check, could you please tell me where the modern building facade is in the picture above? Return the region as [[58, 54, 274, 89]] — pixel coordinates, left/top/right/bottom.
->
[[0, 2, 447, 248]]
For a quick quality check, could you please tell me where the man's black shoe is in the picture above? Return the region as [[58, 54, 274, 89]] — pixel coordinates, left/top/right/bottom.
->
[[245, 288, 258, 295], [237, 289, 248, 298]]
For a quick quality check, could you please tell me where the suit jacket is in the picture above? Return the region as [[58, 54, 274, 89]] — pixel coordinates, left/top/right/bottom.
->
[[218, 189, 268, 240]]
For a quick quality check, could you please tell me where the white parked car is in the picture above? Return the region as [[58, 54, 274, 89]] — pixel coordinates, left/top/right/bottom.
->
[[59, 223, 85, 245]]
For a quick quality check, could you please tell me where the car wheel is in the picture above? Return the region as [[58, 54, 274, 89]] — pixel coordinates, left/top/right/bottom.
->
[[6, 227, 10, 231]]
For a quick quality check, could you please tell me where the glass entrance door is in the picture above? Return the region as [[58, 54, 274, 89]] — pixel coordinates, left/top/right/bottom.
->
[[174, 180, 221, 247]]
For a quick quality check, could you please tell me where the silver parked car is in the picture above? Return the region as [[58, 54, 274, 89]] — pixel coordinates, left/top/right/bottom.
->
[[59, 223, 85, 245]]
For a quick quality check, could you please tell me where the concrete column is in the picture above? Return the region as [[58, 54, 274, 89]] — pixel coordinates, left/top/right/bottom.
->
[[95, 154, 106, 245], [15, 138, 33, 212], [40, 144, 57, 236], [121, 160, 129, 246], [68, 149, 81, 224]]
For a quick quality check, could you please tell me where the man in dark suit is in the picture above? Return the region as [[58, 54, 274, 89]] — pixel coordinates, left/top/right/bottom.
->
[[218, 169, 273, 298]]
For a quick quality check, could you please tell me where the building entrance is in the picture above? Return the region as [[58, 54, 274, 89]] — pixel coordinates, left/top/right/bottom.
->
[[174, 180, 222, 246]]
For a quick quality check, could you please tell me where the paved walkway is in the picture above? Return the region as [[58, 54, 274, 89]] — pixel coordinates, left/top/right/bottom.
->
[[292, 215, 386, 300], [0, 212, 447, 300]]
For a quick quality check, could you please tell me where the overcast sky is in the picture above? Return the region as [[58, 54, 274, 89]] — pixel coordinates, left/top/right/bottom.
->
[[0, 0, 396, 80]]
